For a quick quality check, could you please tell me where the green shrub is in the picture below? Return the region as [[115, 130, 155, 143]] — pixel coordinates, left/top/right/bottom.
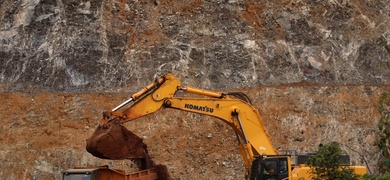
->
[[375, 92, 390, 174], [307, 142, 360, 180]]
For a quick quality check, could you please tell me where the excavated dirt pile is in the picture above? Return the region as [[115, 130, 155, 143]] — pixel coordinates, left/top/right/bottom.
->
[[86, 121, 170, 179]]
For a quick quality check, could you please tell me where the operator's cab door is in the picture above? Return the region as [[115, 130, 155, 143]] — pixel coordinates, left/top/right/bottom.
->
[[251, 156, 289, 180]]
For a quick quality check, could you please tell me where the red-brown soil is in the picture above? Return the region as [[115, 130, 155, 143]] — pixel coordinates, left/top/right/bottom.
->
[[0, 84, 389, 179]]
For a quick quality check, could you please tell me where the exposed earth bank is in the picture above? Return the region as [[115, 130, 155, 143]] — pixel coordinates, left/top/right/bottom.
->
[[1, 84, 388, 179]]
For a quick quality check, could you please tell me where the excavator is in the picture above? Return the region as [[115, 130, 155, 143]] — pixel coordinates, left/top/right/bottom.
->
[[63, 73, 367, 180]]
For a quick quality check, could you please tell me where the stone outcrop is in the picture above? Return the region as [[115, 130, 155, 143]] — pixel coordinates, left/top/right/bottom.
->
[[1, 0, 389, 92]]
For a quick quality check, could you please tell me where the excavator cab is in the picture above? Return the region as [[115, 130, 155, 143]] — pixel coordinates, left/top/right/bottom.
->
[[250, 156, 290, 180]]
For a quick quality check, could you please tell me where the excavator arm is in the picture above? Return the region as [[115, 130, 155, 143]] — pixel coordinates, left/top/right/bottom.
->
[[164, 97, 279, 170], [95, 74, 279, 173], [100, 73, 180, 125]]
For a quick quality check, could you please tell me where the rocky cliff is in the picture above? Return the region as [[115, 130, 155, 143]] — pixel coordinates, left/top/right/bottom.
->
[[0, 0, 389, 179]]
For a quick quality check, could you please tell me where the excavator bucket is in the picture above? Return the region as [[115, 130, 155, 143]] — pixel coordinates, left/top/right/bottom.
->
[[86, 121, 148, 160]]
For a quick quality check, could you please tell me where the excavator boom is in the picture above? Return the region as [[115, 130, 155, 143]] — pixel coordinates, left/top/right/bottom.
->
[[87, 73, 278, 173]]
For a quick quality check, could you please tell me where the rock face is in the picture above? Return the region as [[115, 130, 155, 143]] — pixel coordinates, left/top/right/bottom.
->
[[1, 0, 389, 91], [0, 0, 389, 179]]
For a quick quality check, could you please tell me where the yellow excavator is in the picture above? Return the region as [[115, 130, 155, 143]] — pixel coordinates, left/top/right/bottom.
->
[[64, 73, 367, 180]]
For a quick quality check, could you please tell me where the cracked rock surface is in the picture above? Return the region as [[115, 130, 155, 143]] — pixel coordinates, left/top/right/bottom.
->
[[1, 0, 389, 91]]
